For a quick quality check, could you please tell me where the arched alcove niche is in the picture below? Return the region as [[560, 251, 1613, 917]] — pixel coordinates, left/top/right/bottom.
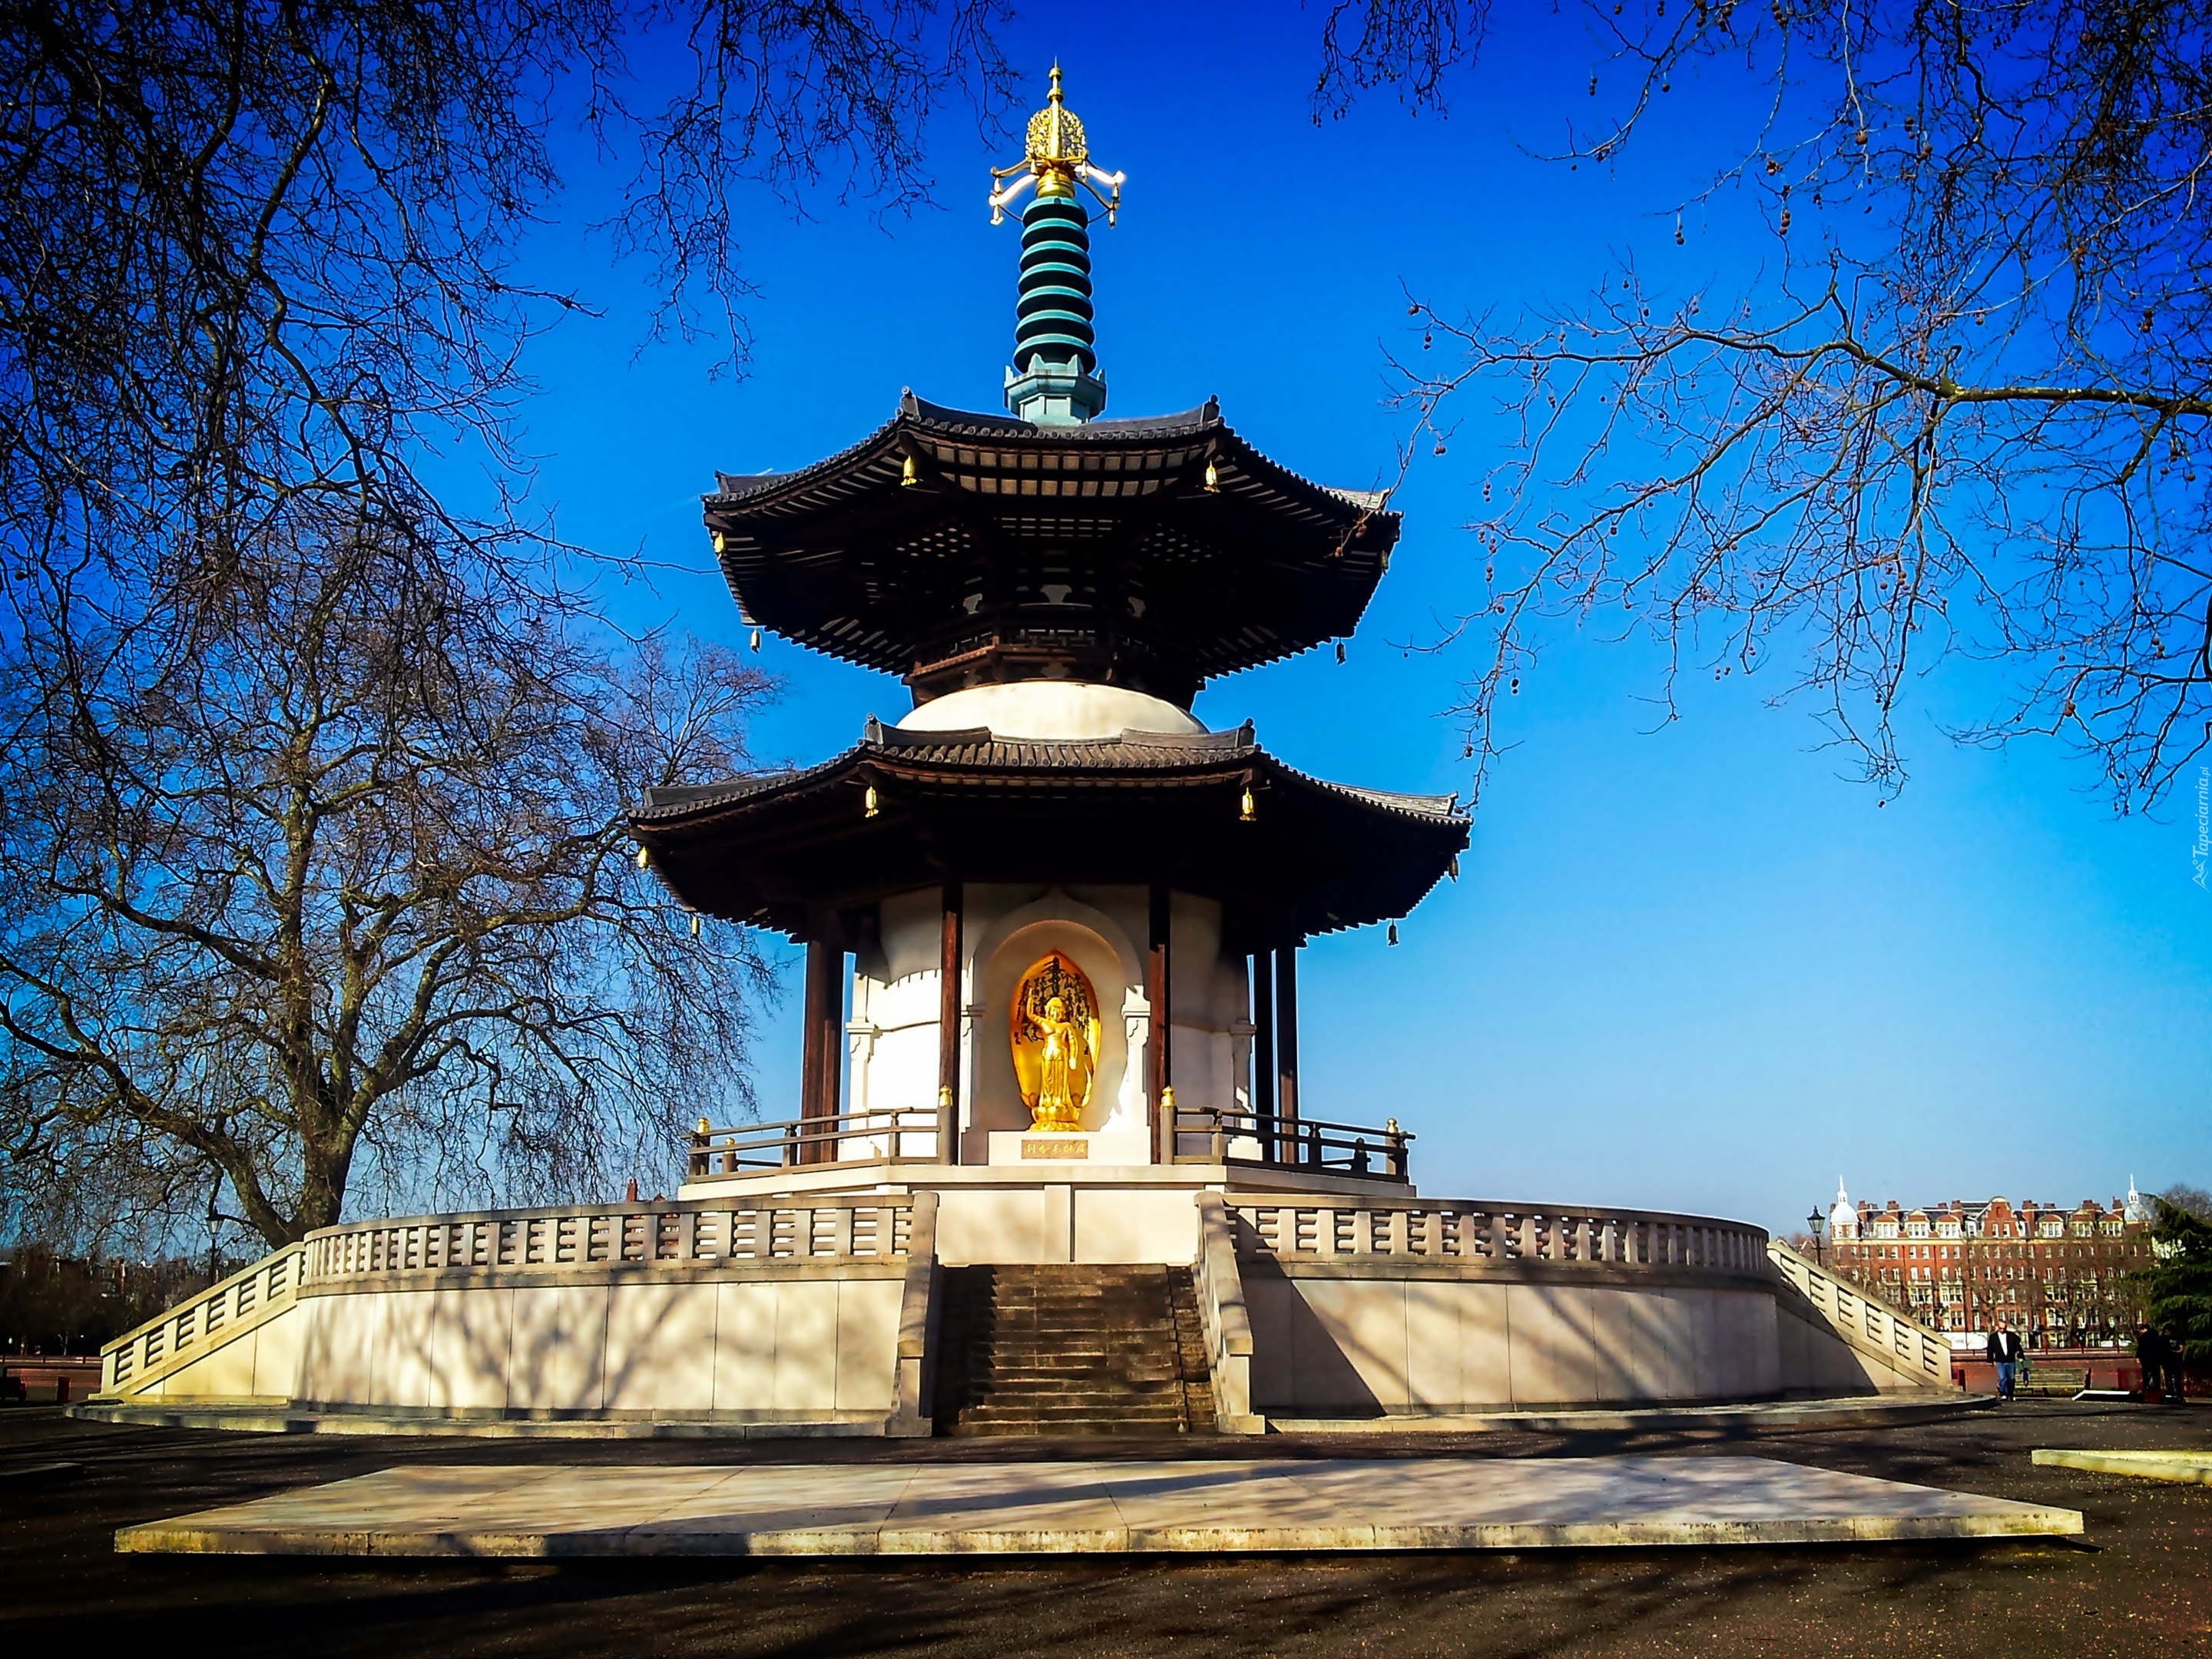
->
[[967, 890, 1146, 1141]]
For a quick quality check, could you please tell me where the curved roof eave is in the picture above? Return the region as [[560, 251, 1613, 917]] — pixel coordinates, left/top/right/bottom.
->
[[628, 725, 1469, 835], [704, 396, 1400, 550]]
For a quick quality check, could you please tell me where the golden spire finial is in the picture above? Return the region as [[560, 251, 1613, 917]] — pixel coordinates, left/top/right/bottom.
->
[[989, 66, 1124, 225]]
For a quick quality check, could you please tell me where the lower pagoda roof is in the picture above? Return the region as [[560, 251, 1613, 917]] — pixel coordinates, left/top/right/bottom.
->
[[631, 722, 1467, 949]]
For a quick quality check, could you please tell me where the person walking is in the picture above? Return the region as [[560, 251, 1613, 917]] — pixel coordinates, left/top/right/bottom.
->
[[2137, 1324, 2168, 1402], [1987, 1321, 2025, 1402], [2157, 1324, 2188, 1406]]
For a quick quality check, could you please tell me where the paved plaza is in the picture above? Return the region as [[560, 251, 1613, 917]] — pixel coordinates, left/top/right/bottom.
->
[[7, 1401, 2210, 1656], [114, 1453, 2078, 1556]]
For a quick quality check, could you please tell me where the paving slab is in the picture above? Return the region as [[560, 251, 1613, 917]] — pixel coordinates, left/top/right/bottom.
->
[[114, 1456, 2082, 1557], [1272, 1396, 1984, 1435], [2032, 1447, 2212, 1485]]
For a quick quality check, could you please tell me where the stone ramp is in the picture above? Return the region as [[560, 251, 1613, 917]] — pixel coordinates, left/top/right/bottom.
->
[[116, 1456, 2081, 1557]]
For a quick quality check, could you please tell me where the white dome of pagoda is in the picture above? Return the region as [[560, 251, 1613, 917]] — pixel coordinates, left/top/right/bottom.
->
[[897, 680, 1205, 741]]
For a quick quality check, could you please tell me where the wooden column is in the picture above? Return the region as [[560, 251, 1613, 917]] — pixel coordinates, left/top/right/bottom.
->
[[936, 882, 962, 1167], [1274, 941, 1300, 1158], [800, 937, 846, 1165], [1147, 885, 1172, 1164], [1250, 949, 1277, 1157]]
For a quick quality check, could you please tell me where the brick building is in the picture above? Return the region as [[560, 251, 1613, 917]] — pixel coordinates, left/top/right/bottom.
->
[[1815, 1180, 2154, 1347]]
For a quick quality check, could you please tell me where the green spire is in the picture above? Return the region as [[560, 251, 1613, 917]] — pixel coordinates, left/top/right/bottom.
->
[[988, 66, 1125, 426]]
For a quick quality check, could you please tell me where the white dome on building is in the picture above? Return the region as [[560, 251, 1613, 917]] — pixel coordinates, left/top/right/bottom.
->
[[1828, 1177, 1858, 1239], [898, 681, 1205, 741], [2125, 1177, 2153, 1224]]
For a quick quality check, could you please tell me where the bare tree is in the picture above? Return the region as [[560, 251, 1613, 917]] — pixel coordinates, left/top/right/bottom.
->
[[1321, 1, 2212, 809], [0, 501, 776, 1245], [0, 2, 1012, 1247]]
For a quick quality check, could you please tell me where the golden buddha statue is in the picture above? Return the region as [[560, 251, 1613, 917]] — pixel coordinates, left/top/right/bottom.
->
[[1012, 952, 1101, 1131]]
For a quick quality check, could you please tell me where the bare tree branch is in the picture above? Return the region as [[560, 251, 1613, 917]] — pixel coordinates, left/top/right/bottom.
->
[[1333, 0, 2212, 809]]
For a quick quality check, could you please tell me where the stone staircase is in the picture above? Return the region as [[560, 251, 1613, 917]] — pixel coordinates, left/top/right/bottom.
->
[[932, 1264, 1218, 1436]]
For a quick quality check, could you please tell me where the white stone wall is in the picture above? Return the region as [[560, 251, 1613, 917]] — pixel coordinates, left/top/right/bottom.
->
[[131, 1305, 305, 1401], [1243, 1275, 1785, 1412], [290, 1271, 904, 1418]]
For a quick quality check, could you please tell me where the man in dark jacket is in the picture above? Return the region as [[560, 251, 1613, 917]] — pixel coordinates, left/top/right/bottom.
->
[[1987, 1323, 2024, 1401], [2156, 1324, 2187, 1406], [2138, 1325, 2169, 1401]]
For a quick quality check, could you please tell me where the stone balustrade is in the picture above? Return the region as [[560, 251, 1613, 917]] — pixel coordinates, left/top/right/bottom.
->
[[101, 1243, 308, 1396], [1767, 1238, 1952, 1389], [1230, 1198, 1771, 1279], [306, 1197, 915, 1283], [1193, 1193, 1262, 1433]]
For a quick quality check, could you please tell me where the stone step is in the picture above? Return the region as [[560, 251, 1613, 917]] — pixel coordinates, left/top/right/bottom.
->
[[932, 1264, 1216, 1439], [959, 1422, 1190, 1438]]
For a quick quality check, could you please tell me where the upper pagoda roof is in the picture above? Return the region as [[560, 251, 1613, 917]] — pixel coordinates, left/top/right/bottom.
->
[[704, 393, 1399, 707]]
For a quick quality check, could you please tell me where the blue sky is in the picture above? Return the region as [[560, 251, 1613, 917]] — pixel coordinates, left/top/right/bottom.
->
[[487, 5, 2208, 1233]]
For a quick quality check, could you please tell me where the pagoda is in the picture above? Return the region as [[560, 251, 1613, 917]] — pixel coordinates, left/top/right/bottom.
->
[[78, 76, 1853, 1437], [634, 69, 1469, 1232]]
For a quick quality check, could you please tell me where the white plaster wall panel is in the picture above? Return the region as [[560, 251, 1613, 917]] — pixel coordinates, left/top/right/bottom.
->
[[429, 1286, 513, 1410], [1740, 1290, 1783, 1396], [1656, 1290, 1699, 1399], [849, 889, 946, 1137], [1294, 1277, 1411, 1408], [1243, 1276, 1299, 1412], [713, 1281, 778, 1411], [846, 1020, 939, 1154], [603, 1282, 719, 1412], [1452, 1283, 1515, 1406], [252, 1305, 306, 1398], [1707, 1292, 1757, 1396], [1583, 1289, 1651, 1402], [1041, 1184, 1074, 1263], [382, 1290, 442, 1409], [1683, 1290, 1720, 1396], [1402, 1280, 1463, 1406], [1071, 1185, 1199, 1263], [1773, 1305, 1810, 1388], [1506, 1284, 1597, 1405], [507, 1285, 608, 1411], [877, 887, 945, 981], [770, 1281, 839, 1410], [936, 1187, 1051, 1264], [1167, 893, 1234, 1114], [339, 1289, 391, 1404], [833, 1278, 902, 1410], [296, 1294, 370, 1402], [154, 1328, 259, 1397]]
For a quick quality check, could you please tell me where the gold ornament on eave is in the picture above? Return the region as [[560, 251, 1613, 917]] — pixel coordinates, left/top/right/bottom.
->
[[1010, 950, 1102, 1131], [989, 64, 1126, 224]]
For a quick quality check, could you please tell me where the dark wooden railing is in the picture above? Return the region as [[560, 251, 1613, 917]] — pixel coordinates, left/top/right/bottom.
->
[[686, 1104, 1412, 1181], [689, 1108, 941, 1176], [1170, 1104, 1412, 1183]]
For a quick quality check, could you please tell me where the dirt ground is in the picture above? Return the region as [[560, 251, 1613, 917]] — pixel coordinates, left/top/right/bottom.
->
[[3, 1399, 2208, 1657]]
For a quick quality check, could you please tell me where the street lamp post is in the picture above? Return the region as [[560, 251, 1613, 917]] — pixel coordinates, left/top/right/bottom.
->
[[1806, 1204, 1826, 1269]]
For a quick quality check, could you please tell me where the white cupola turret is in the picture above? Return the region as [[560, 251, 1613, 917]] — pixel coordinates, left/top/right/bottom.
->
[[1828, 1177, 1859, 1240], [2124, 1177, 2153, 1224]]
